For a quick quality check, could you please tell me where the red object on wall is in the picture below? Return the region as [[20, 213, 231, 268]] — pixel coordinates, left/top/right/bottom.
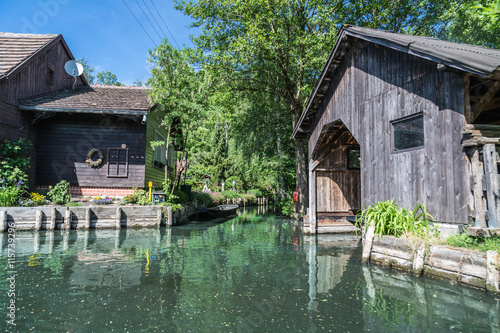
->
[[293, 191, 299, 202]]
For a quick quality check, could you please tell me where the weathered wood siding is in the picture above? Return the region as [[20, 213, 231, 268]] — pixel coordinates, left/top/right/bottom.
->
[[144, 106, 174, 188], [0, 39, 82, 103], [36, 114, 146, 188], [0, 38, 81, 189], [316, 171, 360, 214], [309, 41, 467, 223]]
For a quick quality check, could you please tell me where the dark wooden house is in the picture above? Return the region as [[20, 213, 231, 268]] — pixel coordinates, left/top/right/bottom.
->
[[292, 25, 500, 235], [0, 32, 174, 197]]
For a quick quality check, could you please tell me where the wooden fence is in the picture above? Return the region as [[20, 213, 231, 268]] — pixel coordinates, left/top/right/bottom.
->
[[463, 124, 500, 235]]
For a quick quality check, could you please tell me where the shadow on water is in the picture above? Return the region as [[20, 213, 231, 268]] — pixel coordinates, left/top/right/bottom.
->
[[0, 206, 499, 332]]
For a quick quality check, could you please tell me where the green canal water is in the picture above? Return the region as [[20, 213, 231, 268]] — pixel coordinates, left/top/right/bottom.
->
[[1, 207, 499, 332]]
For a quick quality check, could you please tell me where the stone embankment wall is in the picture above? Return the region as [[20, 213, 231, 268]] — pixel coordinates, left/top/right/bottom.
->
[[0, 204, 197, 231], [361, 223, 500, 293]]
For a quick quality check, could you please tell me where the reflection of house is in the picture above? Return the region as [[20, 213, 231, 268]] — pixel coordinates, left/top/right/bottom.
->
[[293, 25, 500, 234], [0, 32, 175, 196], [70, 250, 142, 287]]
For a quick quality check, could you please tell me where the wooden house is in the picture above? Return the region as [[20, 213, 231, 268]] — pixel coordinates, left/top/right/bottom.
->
[[292, 25, 500, 235], [0, 32, 175, 197]]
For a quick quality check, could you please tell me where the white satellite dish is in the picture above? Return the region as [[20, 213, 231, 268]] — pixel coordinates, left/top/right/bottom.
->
[[64, 60, 84, 76], [64, 60, 84, 90]]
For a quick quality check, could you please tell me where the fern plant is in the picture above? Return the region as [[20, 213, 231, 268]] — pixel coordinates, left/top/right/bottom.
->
[[356, 200, 435, 238]]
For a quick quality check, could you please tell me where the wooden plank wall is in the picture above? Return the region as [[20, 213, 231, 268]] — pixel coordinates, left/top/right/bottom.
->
[[316, 171, 360, 213], [0, 39, 83, 103], [36, 114, 146, 188], [308, 41, 467, 224]]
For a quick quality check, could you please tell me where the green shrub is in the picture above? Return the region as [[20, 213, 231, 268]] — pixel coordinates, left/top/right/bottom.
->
[[241, 193, 257, 205], [0, 138, 31, 187], [222, 190, 239, 199], [356, 200, 435, 237], [192, 191, 214, 207], [121, 194, 137, 204], [247, 189, 263, 198], [172, 190, 189, 204], [0, 180, 26, 207], [446, 233, 500, 253], [274, 192, 294, 217], [208, 192, 226, 205], [133, 188, 150, 205], [226, 176, 243, 191], [47, 180, 71, 205]]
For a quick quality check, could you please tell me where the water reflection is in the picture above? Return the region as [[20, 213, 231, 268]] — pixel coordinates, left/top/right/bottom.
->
[[0, 208, 499, 332]]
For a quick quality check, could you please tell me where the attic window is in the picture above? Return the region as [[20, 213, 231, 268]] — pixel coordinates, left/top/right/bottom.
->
[[47, 68, 54, 85], [392, 113, 424, 152]]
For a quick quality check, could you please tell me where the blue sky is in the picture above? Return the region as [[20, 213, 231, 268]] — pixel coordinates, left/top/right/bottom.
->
[[0, 0, 200, 85]]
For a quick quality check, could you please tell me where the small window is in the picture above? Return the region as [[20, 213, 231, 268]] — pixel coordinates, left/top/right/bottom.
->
[[392, 114, 424, 152], [153, 131, 167, 170], [107, 148, 129, 178], [348, 148, 361, 169], [47, 68, 54, 85]]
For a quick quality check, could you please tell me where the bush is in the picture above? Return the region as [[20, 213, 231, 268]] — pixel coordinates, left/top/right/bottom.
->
[[356, 200, 435, 238], [222, 190, 239, 199], [192, 191, 214, 207], [121, 194, 137, 204], [47, 180, 72, 205], [172, 190, 189, 204], [273, 192, 294, 217], [241, 193, 257, 205], [208, 192, 226, 205], [0, 179, 27, 207], [133, 188, 150, 205], [0, 138, 31, 187], [446, 233, 500, 253], [247, 189, 263, 198]]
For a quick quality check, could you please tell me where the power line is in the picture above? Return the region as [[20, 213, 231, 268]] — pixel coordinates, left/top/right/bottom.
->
[[141, 0, 168, 40], [134, 0, 163, 41], [122, 0, 157, 47], [149, 0, 180, 48]]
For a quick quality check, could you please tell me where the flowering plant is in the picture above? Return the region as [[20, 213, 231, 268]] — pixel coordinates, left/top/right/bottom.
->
[[0, 178, 27, 207]]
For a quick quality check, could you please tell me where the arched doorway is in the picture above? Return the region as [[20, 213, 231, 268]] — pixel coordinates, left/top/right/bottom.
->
[[310, 120, 360, 230]]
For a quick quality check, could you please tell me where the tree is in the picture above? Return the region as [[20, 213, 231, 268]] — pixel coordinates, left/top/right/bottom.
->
[[133, 79, 144, 87], [175, 0, 458, 214], [148, 40, 207, 193], [77, 57, 95, 84], [96, 70, 123, 86]]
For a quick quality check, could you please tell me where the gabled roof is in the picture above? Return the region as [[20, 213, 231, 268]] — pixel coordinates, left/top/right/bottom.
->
[[18, 86, 152, 116], [292, 25, 500, 139], [0, 32, 59, 79]]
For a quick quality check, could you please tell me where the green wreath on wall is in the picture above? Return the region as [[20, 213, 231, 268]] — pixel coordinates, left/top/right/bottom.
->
[[86, 148, 104, 167]]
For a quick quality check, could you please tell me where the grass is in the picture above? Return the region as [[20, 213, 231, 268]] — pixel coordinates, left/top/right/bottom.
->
[[446, 232, 500, 253], [65, 202, 83, 207]]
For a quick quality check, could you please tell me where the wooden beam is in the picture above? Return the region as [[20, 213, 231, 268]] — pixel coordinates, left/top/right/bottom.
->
[[472, 80, 500, 122], [464, 74, 472, 123]]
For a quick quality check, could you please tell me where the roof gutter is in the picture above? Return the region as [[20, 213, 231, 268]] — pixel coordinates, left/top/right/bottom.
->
[[18, 105, 148, 116]]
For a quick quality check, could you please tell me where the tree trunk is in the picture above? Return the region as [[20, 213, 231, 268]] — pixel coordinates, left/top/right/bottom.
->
[[294, 139, 308, 215]]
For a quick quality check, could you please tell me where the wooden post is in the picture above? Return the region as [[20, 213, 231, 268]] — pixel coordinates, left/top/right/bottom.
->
[[471, 148, 487, 228], [64, 210, 71, 230], [307, 166, 317, 234], [35, 210, 42, 231], [483, 144, 500, 228], [412, 242, 426, 276], [486, 250, 499, 293], [156, 207, 162, 228], [49, 207, 56, 230], [0, 211, 7, 232], [166, 206, 172, 226], [362, 221, 375, 264], [85, 207, 91, 230], [115, 207, 122, 229]]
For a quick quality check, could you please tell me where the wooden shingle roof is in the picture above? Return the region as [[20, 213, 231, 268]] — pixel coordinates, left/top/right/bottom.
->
[[292, 25, 500, 139], [18, 86, 152, 115], [0, 32, 59, 79]]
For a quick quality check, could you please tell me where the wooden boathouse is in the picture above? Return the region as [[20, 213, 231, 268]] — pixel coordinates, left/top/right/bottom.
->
[[292, 25, 500, 235]]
